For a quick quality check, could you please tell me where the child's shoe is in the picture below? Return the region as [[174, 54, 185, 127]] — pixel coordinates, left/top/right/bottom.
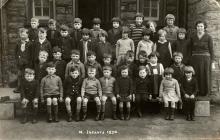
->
[[21, 109, 28, 124], [186, 114, 190, 121], [120, 114, 124, 120], [137, 110, 142, 118], [75, 112, 80, 122], [164, 107, 169, 120], [82, 112, 87, 121], [190, 114, 195, 121], [169, 108, 175, 121], [67, 112, 72, 122], [100, 112, 105, 120], [47, 114, 52, 123], [112, 111, 117, 120], [95, 112, 101, 121], [125, 113, 130, 120]]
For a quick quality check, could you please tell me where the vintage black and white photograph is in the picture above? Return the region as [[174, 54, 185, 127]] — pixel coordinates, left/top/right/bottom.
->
[[0, 0, 220, 139]]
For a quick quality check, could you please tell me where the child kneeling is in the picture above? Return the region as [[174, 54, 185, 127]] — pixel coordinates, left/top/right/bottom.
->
[[81, 66, 102, 121], [64, 66, 83, 122], [159, 67, 181, 120]]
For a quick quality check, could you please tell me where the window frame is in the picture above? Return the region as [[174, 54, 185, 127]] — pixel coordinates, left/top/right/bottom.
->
[[32, 0, 51, 20], [141, 0, 160, 21]]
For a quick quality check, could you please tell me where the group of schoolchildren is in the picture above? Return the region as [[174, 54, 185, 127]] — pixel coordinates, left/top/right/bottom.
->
[[15, 12, 198, 124]]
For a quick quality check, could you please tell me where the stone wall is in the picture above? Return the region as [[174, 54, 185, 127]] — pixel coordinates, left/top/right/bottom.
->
[[188, 0, 220, 101]]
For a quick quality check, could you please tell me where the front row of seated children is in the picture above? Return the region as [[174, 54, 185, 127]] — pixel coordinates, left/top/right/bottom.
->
[[20, 50, 198, 124]]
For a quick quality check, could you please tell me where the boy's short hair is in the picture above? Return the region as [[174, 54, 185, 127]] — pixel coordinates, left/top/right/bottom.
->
[[39, 50, 49, 57], [31, 17, 39, 23], [120, 65, 128, 71], [148, 51, 159, 59], [164, 67, 174, 75], [82, 28, 90, 36], [48, 19, 56, 25], [19, 28, 29, 35], [47, 62, 56, 68], [60, 24, 69, 31], [25, 68, 35, 75], [138, 66, 148, 72], [38, 27, 47, 33], [158, 29, 167, 36], [126, 50, 134, 57], [122, 26, 130, 34], [103, 66, 112, 71], [165, 14, 175, 21], [138, 50, 147, 58], [98, 30, 108, 38], [111, 17, 121, 24], [87, 51, 96, 57], [73, 18, 82, 24], [184, 66, 195, 75], [135, 12, 144, 19], [70, 66, 80, 72], [103, 53, 112, 59], [173, 52, 183, 59], [87, 66, 96, 72], [177, 28, 187, 34], [92, 18, 101, 24], [53, 46, 62, 53], [71, 49, 80, 56], [142, 29, 151, 36]]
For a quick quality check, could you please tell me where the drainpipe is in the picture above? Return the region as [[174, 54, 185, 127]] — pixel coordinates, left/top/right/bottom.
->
[[0, 0, 4, 87]]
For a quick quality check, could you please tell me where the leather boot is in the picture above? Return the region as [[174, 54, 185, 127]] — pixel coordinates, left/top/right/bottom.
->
[[21, 108, 28, 124], [32, 108, 38, 124], [170, 108, 175, 121], [47, 105, 52, 123]]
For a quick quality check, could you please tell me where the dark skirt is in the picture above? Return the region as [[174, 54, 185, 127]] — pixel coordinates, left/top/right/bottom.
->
[[190, 55, 211, 96]]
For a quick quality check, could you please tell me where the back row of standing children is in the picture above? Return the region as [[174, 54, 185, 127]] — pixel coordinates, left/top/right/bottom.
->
[[15, 13, 198, 124]]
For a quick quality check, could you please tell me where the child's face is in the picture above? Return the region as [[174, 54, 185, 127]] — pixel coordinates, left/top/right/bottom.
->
[[113, 22, 120, 29], [53, 52, 62, 60], [99, 35, 106, 42], [103, 57, 111, 65], [149, 22, 155, 32], [185, 72, 192, 79], [61, 30, 69, 37], [150, 56, 157, 64], [143, 35, 150, 41], [82, 34, 90, 41], [20, 31, 28, 40], [48, 23, 56, 30], [71, 54, 80, 62], [126, 56, 134, 63], [139, 55, 146, 63], [88, 55, 96, 63], [121, 69, 128, 77], [31, 21, 39, 29], [103, 70, 111, 78], [139, 69, 147, 79], [196, 23, 205, 33], [74, 23, 82, 30], [165, 74, 172, 80], [25, 73, 35, 82], [166, 18, 174, 26], [122, 33, 128, 39], [178, 33, 186, 40], [135, 17, 143, 25], [159, 34, 166, 42], [174, 56, 182, 64], [38, 32, 47, 40], [88, 69, 96, 78], [38, 53, 48, 63], [70, 70, 80, 79], [47, 67, 56, 75], [93, 24, 100, 30]]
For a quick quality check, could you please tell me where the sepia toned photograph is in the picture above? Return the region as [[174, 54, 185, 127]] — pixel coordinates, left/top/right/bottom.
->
[[0, 0, 220, 139]]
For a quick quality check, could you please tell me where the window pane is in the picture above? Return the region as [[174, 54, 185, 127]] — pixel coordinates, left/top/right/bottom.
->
[[43, 0, 49, 7], [34, 0, 41, 7], [43, 8, 49, 16], [151, 9, 158, 17], [151, 0, 158, 8], [143, 8, 150, 17], [144, 1, 150, 7], [35, 7, 42, 16]]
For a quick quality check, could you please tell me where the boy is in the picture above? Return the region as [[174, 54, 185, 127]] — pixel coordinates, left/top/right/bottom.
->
[[102, 53, 117, 77], [52, 47, 67, 81], [20, 68, 39, 124], [58, 24, 73, 62], [108, 17, 122, 62], [65, 49, 85, 79], [115, 65, 133, 120], [95, 30, 112, 65], [134, 66, 151, 117], [29, 18, 39, 42], [32, 27, 52, 64], [84, 51, 102, 78], [171, 28, 190, 64], [78, 28, 94, 63], [130, 13, 146, 56], [70, 18, 82, 49], [90, 18, 105, 41], [100, 66, 117, 120], [64, 66, 83, 122], [40, 62, 63, 122], [163, 14, 179, 45], [81, 66, 102, 121], [116, 26, 134, 65], [14, 28, 32, 93], [47, 19, 60, 48]]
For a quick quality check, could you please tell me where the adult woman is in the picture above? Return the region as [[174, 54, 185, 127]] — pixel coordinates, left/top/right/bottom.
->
[[190, 20, 215, 96]]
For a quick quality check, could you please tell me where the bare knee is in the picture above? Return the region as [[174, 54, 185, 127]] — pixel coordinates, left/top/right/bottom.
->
[[46, 98, 52, 106], [65, 97, 71, 105], [52, 98, 58, 105]]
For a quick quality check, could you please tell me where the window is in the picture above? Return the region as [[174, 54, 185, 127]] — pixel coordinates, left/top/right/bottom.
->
[[32, 0, 50, 19], [141, 0, 160, 20]]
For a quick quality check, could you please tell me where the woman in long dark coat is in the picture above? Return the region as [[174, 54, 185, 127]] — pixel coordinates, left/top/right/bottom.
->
[[189, 20, 215, 96]]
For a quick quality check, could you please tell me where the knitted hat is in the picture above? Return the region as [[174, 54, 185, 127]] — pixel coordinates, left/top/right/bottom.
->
[[60, 24, 69, 31], [73, 18, 82, 24], [177, 28, 187, 34], [103, 66, 112, 71], [92, 18, 101, 24], [184, 66, 195, 75], [25, 68, 35, 75], [164, 67, 174, 75], [53, 46, 62, 53], [165, 14, 175, 20], [173, 52, 183, 59], [48, 19, 56, 25], [135, 12, 144, 18], [111, 17, 121, 24], [82, 28, 90, 35]]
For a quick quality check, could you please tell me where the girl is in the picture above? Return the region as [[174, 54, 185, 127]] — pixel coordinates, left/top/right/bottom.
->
[[159, 67, 181, 120]]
